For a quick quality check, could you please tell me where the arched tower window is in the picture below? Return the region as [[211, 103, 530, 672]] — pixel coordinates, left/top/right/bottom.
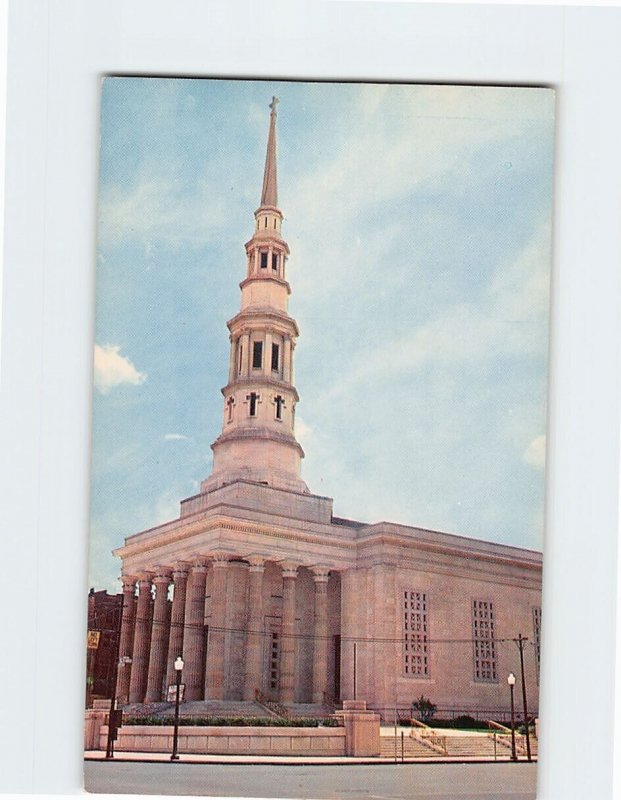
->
[[252, 341, 263, 369], [271, 343, 280, 372]]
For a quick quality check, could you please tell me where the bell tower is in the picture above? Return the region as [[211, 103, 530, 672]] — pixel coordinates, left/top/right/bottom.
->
[[201, 98, 309, 495]]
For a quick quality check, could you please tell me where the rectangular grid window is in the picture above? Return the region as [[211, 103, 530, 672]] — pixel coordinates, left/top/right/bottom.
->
[[472, 600, 497, 682], [403, 590, 429, 677], [269, 632, 280, 690], [532, 607, 542, 681]]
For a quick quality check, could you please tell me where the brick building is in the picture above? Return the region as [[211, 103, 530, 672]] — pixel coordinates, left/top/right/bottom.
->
[[86, 588, 123, 704]]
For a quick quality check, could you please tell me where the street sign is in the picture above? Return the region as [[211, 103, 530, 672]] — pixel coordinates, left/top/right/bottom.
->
[[87, 630, 101, 649], [166, 684, 185, 702]]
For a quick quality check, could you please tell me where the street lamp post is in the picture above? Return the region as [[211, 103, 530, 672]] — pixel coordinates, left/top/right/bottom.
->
[[516, 633, 532, 761], [105, 593, 125, 759], [507, 672, 518, 762], [170, 656, 184, 761]]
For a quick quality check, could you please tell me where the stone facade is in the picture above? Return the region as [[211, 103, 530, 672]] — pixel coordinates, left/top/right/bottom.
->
[[111, 99, 542, 720]]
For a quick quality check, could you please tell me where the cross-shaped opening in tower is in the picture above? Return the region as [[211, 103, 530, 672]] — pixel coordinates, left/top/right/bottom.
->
[[274, 394, 285, 420], [247, 392, 259, 417], [226, 396, 235, 422]]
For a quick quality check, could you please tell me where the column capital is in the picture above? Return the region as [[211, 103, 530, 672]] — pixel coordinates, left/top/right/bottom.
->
[[172, 561, 190, 579], [245, 554, 267, 572], [152, 567, 172, 584], [120, 575, 138, 591], [280, 560, 299, 579], [136, 571, 154, 585], [190, 555, 210, 572], [209, 551, 231, 567], [311, 566, 331, 583]]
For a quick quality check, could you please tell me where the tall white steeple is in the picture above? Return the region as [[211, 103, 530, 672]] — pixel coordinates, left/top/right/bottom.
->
[[201, 98, 309, 495]]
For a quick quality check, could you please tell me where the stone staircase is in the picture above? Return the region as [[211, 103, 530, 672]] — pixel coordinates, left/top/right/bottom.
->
[[380, 735, 446, 759], [282, 703, 336, 720], [122, 699, 274, 719], [380, 730, 538, 760], [444, 735, 501, 758], [121, 699, 339, 722]]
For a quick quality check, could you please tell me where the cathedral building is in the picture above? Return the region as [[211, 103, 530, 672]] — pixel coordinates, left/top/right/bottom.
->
[[113, 99, 543, 720]]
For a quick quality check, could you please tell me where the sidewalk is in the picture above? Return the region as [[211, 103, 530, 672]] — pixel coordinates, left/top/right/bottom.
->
[[85, 749, 533, 766]]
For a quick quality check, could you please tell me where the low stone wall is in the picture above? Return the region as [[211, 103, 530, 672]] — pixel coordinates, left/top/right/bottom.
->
[[99, 724, 346, 756]]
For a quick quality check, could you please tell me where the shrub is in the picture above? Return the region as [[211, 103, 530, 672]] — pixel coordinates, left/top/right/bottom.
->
[[411, 695, 437, 724], [122, 715, 343, 728], [452, 715, 479, 729]]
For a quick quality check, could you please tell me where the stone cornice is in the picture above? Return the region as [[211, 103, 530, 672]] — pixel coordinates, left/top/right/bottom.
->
[[227, 307, 299, 337], [220, 377, 300, 403], [114, 511, 355, 566], [244, 235, 290, 255], [354, 526, 542, 571]]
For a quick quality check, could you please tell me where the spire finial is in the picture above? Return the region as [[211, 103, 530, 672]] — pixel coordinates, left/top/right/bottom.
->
[[260, 98, 279, 207]]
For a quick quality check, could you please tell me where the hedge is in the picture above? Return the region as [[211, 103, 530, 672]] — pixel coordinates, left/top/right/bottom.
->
[[122, 715, 343, 728]]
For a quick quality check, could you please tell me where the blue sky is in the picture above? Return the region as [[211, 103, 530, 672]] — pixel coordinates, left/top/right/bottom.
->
[[90, 78, 555, 593]]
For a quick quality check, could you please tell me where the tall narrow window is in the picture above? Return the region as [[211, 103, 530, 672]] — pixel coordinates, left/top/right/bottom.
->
[[264, 217, 267, 228], [271, 253, 279, 271], [271, 343, 279, 372], [472, 600, 497, 682], [269, 632, 280, 690], [237, 342, 243, 374], [403, 591, 429, 677], [260, 251, 268, 269], [247, 392, 259, 417], [252, 341, 263, 369], [532, 607, 542, 682]]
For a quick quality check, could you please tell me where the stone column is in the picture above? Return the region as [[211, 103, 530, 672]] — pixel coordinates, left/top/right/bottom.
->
[[312, 567, 330, 704], [182, 558, 208, 701], [145, 569, 171, 702], [228, 336, 236, 383], [128, 572, 154, 704], [241, 332, 250, 377], [264, 330, 273, 377], [205, 553, 229, 699], [165, 563, 189, 692], [283, 336, 292, 382], [339, 568, 358, 703], [244, 557, 266, 700], [116, 575, 137, 704], [279, 563, 298, 704]]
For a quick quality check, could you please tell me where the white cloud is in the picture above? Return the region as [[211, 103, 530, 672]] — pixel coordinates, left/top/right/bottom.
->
[[94, 344, 147, 394], [523, 434, 546, 470], [294, 416, 314, 449], [307, 220, 551, 409], [98, 173, 229, 250], [164, 433, 188, 441]]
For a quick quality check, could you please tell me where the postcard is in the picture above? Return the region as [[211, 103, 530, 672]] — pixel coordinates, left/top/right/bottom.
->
[[84, 77, 554, 798]]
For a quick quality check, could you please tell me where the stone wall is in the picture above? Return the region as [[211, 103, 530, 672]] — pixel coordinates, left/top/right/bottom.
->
[[98, 724, 346, 756]]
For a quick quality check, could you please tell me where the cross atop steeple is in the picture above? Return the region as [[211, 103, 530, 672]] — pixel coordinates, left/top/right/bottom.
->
[[261, 97, 279, 207]]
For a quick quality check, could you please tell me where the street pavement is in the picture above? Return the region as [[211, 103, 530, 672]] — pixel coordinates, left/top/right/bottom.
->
[[84, 760, 537, 799]]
